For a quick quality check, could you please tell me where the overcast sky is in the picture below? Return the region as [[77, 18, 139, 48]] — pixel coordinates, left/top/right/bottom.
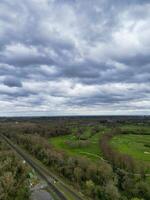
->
[[0, 0, 150, 116]]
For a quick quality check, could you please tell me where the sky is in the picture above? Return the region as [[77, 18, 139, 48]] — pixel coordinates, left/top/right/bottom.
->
[[0, 0, 150, 116]]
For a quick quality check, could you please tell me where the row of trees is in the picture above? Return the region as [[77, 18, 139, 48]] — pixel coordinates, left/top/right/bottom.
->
[[0, 140, 30, 200], [65, 140, 90, 148], [100, 130, 150, 200], [100, 131, 137, 172], [0, 121, 70, 138], [0, 120, 102, 140]]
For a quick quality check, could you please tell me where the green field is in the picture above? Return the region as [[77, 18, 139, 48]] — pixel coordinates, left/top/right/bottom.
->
[[111, 134, 150, 162], [50, 123, 150, 165], [119, 124, 150, 135], [50, 127, 105, 161]]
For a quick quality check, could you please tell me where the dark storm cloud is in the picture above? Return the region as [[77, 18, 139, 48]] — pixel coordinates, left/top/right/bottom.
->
[[67, 87, 150, 107], [0, 0, 149, 115], [3, 76, 22, 87], [118, 54, 150, 68], [0, 87, 36, 98]]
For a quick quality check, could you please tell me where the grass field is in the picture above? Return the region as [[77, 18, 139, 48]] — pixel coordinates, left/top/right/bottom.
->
[[111, 134, 150, 162], [119, 124, 150, 135], [50, 123, 150, 164], [50, 126, 105, 161]]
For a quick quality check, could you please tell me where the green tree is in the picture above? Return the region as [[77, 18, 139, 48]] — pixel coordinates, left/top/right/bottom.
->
[[85, 180, 95, 196]]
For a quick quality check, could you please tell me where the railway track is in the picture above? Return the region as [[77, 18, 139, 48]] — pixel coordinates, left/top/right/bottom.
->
[[0, 134, 85, 200]]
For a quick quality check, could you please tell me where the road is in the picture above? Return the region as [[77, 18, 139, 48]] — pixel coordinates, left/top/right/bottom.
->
[[0, 134, 85, 200]]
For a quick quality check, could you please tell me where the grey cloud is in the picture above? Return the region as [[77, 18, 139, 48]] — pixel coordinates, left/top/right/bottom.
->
[[0, 0, 149, 115], [3, 76, 22, 87], [66, 87, 150, 108]]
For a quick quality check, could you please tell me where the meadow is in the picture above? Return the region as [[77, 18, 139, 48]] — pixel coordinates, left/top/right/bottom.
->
[[50, 125, 107, 161], [119, 123, 150, 135], [111, 134, 150, 162], [50, 123, 150, 164]]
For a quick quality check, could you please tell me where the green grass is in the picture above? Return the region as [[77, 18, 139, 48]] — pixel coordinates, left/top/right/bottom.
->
[[50, 129, 104, 161], [111, 134, 150, 162], [120, 124, 150, 135]]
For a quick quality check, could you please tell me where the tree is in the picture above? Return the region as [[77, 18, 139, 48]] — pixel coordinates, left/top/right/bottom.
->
[[104, 182, 120, 200], [85, 180, 95, 196], [74, 167, 82, 184], [133, 181, 150, 200]]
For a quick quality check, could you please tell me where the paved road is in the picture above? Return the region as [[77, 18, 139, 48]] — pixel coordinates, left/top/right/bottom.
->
[[31, 182, 53, 200], [1, 134, 85, 200], [31, 189, 53, 200]]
